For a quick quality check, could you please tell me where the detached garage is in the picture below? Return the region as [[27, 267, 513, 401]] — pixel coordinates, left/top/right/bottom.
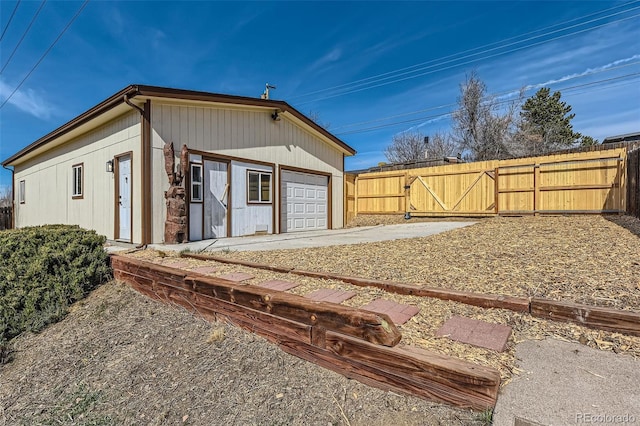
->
[[2, 85, 356, 245]]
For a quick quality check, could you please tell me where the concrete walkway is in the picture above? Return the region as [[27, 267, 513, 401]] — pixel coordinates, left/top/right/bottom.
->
[[146, 221, 475, 252], [493, 338, 639, 426]]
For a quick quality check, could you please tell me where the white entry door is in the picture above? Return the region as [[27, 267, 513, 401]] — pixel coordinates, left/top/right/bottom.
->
[[281, 170, 328, 233], [117, 154, 132, 241], [203, 160, 228, 239]]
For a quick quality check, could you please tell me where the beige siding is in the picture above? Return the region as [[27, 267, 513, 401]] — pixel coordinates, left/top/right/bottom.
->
[[13, 111, 141, 241], [151, 102, 345, 242]]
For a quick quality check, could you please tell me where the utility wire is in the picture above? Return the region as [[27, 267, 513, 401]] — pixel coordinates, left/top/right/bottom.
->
[[298, 13, 640, 105], [0, 0, 89, 110], [0, 0, 22, 43], [0, 0, 47, 75], [334, 72, 640, 136], [290, 0, 640, 101], [331, 61, 640, 131]]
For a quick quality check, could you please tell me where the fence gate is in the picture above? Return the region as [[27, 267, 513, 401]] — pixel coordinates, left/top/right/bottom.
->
[[408, 169, 497, 216]]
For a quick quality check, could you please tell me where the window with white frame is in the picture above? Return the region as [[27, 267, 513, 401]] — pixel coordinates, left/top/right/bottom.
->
[[247, 171, 272, 203], [191, 164, 203, 202], [19, 180, 25, 204], [72, 163, 83, 198]]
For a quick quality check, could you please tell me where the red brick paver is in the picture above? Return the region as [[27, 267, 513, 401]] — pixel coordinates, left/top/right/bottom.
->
[[305, 288, 356, 304], [217, 272, 254, 282], [436, 316, 512, 352], [189, 266, 218, 274], [360, 298, 420, 325], [256, 280, 300, 291]]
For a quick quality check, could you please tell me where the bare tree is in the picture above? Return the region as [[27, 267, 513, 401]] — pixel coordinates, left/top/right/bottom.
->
[[384, 131, 428, 163], [307, 110, 331, 130], [452, 72, 519, 161], [0, 185, 11, 207], [426, 132, 458, 158]]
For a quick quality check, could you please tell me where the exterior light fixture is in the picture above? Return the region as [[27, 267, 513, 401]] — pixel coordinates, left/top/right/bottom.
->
[[106, 159, 114, 173], [271, 109, 281, 121]]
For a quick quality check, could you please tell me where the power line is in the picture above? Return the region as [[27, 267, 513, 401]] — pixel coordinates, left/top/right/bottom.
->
[[334, 72, 640, 136], [0, 0, 47, 75], [0, 0, 90, 110], [301, 5, 640, 102], [298, 13, 640, 106], [0, 0, 22, 43], [331, 61, 640, 131], [290, 0, 640, 101]]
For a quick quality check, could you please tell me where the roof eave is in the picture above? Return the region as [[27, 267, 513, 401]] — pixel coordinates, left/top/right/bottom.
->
[[2, 84, 356, 166], [134, 85, 356, 156], [2, 85, 140, 166]]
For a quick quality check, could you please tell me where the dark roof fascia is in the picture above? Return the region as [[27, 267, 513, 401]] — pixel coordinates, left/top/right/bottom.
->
[[602, 132, 640, 144], [3, 84, 356, 166], [134, 85, 356, 155], [2, 85, 139, 166]]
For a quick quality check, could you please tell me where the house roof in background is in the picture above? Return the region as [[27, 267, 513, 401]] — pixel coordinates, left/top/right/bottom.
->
[[602, 132, 640, 144]]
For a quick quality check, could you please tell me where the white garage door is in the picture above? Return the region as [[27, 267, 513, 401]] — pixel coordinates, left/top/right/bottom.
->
[[281, 170, 328, 233]]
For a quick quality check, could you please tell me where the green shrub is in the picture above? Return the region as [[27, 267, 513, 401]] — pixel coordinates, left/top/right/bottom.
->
[[0, 225, 112, 359]]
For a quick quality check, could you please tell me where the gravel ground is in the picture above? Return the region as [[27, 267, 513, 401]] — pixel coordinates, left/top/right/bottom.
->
[[0, 281, 479, 426]]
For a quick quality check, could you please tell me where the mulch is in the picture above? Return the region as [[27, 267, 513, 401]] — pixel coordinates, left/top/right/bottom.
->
[[121, 215, 640, 386]]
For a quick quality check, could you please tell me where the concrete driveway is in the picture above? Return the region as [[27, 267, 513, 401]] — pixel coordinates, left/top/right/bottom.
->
[[149, 221, 475, 253]]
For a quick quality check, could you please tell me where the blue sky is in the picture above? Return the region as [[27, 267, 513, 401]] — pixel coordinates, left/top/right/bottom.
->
[[1, 1, 639, 188]]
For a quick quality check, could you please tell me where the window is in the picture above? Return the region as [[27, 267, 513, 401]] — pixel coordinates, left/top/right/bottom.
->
[[19, 180, 25, 204], [72, 163, 83, 199], [247, 171, 272, 203], [191, 164, 203, 202]]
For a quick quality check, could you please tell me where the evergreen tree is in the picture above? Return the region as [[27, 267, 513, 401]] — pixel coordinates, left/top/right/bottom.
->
[[519, 88, 582, 155]]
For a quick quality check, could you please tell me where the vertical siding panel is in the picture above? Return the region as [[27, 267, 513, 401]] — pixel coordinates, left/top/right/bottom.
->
[[172, 105, 181, 145], [224, 110, 231, 149], [196, 107, 204, 151], [188, 107, 196, 147]]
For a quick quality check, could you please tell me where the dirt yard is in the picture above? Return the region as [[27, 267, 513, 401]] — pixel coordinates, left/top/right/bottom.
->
[[0, 281, 479, 426]]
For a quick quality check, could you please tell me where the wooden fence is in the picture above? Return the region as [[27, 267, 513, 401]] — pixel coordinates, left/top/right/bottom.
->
[[346, 146, 629, 218], [628, 147, 640, 218], [0, 207, 11, 230]]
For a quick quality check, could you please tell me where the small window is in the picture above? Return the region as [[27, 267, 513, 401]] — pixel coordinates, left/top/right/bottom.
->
[[248, 171, 271, 203], [72, 163, 83, 199], [19, 180, 25, 204], [191, 164, 203, 202]]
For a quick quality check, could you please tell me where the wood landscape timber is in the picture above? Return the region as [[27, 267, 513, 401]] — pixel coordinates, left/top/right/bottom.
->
[[183, 252, 530, 311], [181, 252, 640, 337], [530, 298, 640, 337], [277, 333, 499, 410], [110, 254, 502, 410], [110, 255, 401, 347], [187, 275, 402, 347]]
